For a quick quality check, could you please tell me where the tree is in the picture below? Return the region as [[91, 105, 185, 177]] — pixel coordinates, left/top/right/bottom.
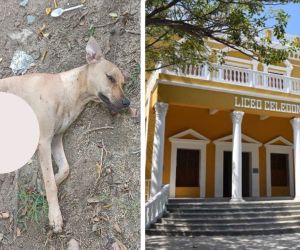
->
[[146, 0, 300, 71]]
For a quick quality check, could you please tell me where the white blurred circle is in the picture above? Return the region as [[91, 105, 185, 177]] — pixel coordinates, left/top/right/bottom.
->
[[0, 92, 39, 174]]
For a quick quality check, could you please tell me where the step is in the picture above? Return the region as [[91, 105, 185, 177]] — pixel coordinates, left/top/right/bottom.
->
[[166, 201, 300, 209], [146, 226, 300, 236], [166, 204, 300, 213], [167, 198, 294, 204], [152, 220, 300, 230], [160, 214, 300, 224], [164, 209, 300, 218]]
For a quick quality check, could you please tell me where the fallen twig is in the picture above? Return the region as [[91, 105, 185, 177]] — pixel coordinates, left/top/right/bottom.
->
[[94, 18, 119, 28], [125, 29, 140, 35], [82, 126, 114, 136]]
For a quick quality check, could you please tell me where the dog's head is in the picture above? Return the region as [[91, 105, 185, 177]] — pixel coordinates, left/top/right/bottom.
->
[[85, 37, 130, 114]]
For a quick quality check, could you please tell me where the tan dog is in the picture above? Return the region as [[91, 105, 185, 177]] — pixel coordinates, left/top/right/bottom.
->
[[0, 37, 130, 232]]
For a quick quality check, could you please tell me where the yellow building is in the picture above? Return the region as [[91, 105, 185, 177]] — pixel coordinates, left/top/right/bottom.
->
[[146, 35, 300, 202]]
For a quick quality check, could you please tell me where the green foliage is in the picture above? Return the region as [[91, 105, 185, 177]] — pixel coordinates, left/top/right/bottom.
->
[[88, 24, 96, 37], [17, 188, 48, 229], [146, 0, 300, 71]]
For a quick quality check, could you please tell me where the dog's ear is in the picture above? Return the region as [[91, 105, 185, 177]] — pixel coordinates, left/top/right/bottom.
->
[[86, 36, 103, 64]]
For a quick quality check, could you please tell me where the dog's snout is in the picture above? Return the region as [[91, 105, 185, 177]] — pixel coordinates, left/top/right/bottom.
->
[[122, 97, 130, 107]]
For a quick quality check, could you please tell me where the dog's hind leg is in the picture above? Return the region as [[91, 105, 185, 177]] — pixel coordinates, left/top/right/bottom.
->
[[38, 138, 63, 233], [51, 134, 70, 186]]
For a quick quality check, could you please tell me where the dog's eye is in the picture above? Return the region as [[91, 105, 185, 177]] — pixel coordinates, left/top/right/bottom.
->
[[106, 74, 116, 84]]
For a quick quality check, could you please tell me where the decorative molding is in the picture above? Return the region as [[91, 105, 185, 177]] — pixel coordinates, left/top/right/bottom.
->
[[154, 102, 168, 118], [231, 111, 244, 124], [158, 79, 300, 104], [265, 136, 293, 146], [169, 128, 209, 142], [214, 133, 262, 146]]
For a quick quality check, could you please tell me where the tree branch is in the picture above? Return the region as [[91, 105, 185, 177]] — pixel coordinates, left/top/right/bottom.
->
[[147, 0, 181, 18]]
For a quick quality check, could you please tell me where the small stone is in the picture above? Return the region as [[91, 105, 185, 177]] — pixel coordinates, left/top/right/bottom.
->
[[14, 21, 21, 27], [0, 212, 10, 219], [87, 197, 100, 204], [93, 217, 100, 222], [26, 15, 36, 25], [8, 29, 33, 43], [67, 239, 80, 250], [19, 0, 28, 7], [92, 224, 98, 232], [114, 223, 122, 233], [10, 50, 34, 75]]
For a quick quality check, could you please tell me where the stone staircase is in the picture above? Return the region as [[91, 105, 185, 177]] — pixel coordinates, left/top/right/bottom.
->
[[146, 198, 300, 236]]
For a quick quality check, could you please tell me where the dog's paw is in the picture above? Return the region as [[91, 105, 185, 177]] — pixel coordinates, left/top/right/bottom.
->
[[48, 209, 63, 233]]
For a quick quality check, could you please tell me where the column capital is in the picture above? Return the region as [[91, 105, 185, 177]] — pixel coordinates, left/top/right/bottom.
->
[[231, 111, 244, 125], [154, 102, 168, 117], [291, 117, 300, 128]]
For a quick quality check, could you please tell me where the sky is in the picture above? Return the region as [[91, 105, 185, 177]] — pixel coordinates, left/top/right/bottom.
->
[[265, 3, 300, 36]]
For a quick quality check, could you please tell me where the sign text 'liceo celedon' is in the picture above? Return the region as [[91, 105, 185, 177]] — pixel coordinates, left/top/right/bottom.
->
[[234, 96, 300, 114]]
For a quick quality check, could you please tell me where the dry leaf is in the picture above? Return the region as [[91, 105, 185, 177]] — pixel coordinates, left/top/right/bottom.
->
[[0, 233, 3, 242], [0, 58, 2, 63], [93, 217, 100, 222], [45, 8, 52, 15], [79, 18, 86, 26], [103, 204, 112, 209], [87, 197, 100, 204], [109, 12, 118, 18], [81, 0, 86, 3], [129, 107, 138, 118], [41, 51, 48, 63], [114, 223, 121, 233], [112, 239, 127, 250], [53, 0, 58, 8], [96, 162, 102, 176], [0, 212, 10, 219], [92, 224, 98, 232], [16, 227, 21, 237], [38, 24, 46, 33], [21, 207, 27, 216], [99, 215, 109, 221]]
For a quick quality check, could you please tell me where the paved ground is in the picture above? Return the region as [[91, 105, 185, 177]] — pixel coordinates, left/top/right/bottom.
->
[[146, 235, 300, 249]]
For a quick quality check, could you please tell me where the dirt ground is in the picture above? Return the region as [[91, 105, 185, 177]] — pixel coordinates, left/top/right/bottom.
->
[[0, 0, 140, 249]]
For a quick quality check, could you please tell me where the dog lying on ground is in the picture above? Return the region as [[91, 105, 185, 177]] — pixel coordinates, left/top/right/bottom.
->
[[0, 37, 130, 232]]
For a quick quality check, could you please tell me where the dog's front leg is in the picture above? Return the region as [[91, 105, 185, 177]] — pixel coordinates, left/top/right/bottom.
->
[[51, 134, 70, 186], [38, 139, 63, 233]]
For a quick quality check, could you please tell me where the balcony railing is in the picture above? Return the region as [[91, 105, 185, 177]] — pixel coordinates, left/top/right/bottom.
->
[[162, 64, 300, 95], [145, 184, 169, 229]]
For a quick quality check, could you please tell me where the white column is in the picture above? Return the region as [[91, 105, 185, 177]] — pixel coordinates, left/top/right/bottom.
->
[[231, 111, 244, 202], [291, 118, 300, 200], [150, 102, 168, 197]]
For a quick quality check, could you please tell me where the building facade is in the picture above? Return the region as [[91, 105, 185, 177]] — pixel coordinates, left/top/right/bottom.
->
[[146, 36, 300, 201]]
